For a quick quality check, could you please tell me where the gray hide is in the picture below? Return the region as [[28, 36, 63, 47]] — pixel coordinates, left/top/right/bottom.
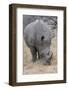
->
[[24, 19, 52, 65]]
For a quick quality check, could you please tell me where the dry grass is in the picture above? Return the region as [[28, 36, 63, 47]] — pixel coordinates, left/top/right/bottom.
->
[[23, 37, 57, 74]]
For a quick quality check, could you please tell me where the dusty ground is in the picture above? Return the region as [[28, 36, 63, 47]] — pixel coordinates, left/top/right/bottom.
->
[[23, 37, 57, 74]]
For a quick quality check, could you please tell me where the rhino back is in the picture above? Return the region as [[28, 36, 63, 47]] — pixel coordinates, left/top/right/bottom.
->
[[24, 19, 51, 47]]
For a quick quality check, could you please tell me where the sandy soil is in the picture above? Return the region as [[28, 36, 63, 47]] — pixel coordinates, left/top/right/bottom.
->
[[23, 37, 57, 74]]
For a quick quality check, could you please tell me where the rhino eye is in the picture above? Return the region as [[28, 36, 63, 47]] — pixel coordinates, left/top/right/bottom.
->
[[41, 36, 45, 41]]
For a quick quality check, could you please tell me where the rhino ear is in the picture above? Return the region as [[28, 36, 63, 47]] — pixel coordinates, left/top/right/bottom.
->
[[41, 36, 45, 41]]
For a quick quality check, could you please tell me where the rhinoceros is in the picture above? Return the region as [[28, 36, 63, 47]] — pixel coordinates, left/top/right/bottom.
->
[[24, 19, 52, 65]]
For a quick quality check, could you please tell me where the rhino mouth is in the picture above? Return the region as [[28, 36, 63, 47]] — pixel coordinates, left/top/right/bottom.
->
[[40, 51, 53, 65]]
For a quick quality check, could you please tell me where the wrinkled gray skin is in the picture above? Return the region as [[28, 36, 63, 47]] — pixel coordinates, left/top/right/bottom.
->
[[24, 19, 52, 65]]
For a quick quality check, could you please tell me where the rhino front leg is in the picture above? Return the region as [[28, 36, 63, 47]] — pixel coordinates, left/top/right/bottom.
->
[[38, 50, 40, 59], [30, 47, 37, 62]]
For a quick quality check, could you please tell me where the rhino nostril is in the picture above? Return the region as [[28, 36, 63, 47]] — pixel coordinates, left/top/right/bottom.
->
[[47, 51, 49, 55], [46, 51, 52, 59]]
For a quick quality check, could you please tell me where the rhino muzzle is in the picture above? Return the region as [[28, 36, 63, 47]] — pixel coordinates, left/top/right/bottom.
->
[[40, 50, 53, 65]]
